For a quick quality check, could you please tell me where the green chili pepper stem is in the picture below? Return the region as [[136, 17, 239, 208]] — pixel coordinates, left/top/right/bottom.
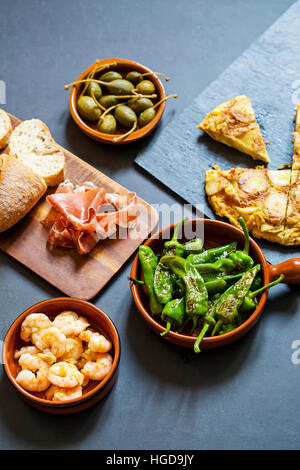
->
[[249, 275, 284, 298], [211, 319, 223, 336], [194, 322, 209, 353], [171, 217, 188, 242], [161, 321, 171, 337], [238, 217, 250, 255], [128, 277, 145, 285], [191, 315, 198, 333]]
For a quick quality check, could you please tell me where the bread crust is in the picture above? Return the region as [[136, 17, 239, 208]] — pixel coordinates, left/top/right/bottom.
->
[[0, 109, 12, 150], [0, 154, 47, 232]]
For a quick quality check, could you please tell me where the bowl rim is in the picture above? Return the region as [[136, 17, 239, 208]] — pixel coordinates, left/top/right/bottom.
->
[[130, 218, 269, 347], [3, 297, 120, 407], [68, 57, 166, 144]]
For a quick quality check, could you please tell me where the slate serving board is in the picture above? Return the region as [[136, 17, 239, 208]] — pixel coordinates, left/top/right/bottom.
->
[[135, 1, 300, 265]]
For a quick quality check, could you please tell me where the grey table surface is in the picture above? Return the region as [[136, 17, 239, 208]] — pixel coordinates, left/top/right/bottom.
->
[[0, 0, 299, 450]]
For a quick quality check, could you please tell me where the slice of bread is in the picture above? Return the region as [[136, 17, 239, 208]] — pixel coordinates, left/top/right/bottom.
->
[[0, 109, 12, 149], [0, 154, 47, 232], [8, 119, 65, 186]]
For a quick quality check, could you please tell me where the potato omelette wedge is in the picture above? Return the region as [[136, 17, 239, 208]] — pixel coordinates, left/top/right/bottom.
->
[[199, 95, 270, 163], [205, 166, 299, 246], [292, 104, 300, 170], [284, 170, 300, 245]]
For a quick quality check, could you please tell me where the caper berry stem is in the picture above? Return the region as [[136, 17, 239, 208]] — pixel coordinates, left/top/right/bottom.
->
[[65, 78, 111, 89], [93, 61, 118, 72], [132, 89, 157, 99], [80, 70, 95, 97], [140, 71, 169, 81], [98, 103, 121, 122], [113, 121, 137, 142], [152, 94, 178, 110], [90, 89, 106, 111], [79, 62, 118, 97]]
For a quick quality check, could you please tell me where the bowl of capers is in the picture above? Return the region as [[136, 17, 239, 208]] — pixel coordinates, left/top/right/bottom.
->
[[66, 58, 177, 144]]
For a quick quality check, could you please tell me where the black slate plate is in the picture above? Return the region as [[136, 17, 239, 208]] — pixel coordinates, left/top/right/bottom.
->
[[135, 1, 300, 265]]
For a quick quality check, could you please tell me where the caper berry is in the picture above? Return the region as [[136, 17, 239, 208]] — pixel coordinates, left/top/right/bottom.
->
[[125, 71, 142, 85], [138, 107, 156, 127], [100, 95, 120, 109], [97, 114, 117, 134], [86, 82, 102, 100], [128, 97, 153, 114], [77, 95, 102, 121], [105, 79, 135, 96], [136, 80, 156, 95], [99, 71, 123, 82], [115, 105, 137, 128]]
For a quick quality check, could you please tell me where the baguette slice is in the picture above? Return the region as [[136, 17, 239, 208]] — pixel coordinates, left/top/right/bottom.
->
[[8, 119, 65, 186], [0, 109, 12, 149], [0, 154, 47, 232]]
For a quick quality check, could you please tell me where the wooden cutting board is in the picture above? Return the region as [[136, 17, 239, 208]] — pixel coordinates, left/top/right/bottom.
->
[[0, 114, 158, 299]]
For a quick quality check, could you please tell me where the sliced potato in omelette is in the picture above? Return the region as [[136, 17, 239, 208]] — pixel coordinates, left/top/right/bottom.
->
[[292, 104, 300, 170], [284, 171, 300, 245], [199, 95, 270, 162], [205, 167, 294, 245]]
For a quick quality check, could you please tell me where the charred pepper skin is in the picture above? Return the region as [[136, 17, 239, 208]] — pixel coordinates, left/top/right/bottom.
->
[[160, 255, 208, 331], [138, 245, 162, 316], [211, 264, 261, 335], [160, 297, 186, 336], [153, 263, 176, 304]]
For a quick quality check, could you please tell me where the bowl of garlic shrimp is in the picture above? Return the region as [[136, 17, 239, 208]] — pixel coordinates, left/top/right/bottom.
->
[[3, 297, 120, 414]]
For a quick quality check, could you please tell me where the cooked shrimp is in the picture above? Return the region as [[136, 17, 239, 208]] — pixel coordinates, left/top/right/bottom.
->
[[20, 313, 52, 342], [18, 352, 50, 372], [79, 329, 112, 353], [37, 351, 56, 365], [15, 352, 50, 392], [45, 384, 82, 402], [33, 327, 66, 358], [53, 311, 89, 337], [48, 362, 84, 388], [14, 346, 39, 359], [61, 337, 83, 363], [82, 352, 113, 381], [16, 369, 50, 392]]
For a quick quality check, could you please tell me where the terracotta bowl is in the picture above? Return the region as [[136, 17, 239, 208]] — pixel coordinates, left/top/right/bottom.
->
[[68, 57, 166, 144], [3, 298, 120, 414], [130, 218, 300, 350]]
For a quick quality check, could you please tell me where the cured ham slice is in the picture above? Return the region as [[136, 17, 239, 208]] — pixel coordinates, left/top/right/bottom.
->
[[43, 181, 138, 255]]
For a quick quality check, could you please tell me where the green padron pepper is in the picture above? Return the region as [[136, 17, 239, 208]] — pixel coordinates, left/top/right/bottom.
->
[[138, 245, 162, 316], [186, 242, 237, 265], [153, 218, 187, 304], [160, 255, 208, 331], [211, 264, 261, 335], [160, 297, 186, 336]]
